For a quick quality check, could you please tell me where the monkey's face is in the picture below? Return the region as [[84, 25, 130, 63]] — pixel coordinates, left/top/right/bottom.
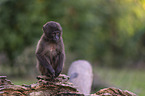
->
[[47, 31, 61, 42], [43, 21, 62, 42]]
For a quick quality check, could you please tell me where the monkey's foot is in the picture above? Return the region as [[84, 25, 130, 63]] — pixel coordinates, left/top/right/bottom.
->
[[37, 75, 51, 80], [36, 74, 71, 86]]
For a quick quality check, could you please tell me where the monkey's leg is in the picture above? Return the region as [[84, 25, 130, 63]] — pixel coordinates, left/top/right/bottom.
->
[[36, 54, 55, 77], [55, 53, 64, 77], [36, 59, 47, 75]]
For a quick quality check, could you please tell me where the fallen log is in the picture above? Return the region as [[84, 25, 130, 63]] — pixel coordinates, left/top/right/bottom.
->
[[0, 75, 136, 96]]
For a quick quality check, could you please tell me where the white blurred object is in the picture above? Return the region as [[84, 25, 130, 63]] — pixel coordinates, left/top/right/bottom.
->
[[68, 60, 93, 95]]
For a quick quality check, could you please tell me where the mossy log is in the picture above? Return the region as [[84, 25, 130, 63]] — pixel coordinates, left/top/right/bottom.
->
[[0, 75, 136, 96], [0, 74, 83, 96]]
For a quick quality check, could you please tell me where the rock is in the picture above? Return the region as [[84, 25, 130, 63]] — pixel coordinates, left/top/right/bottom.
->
[[68, 60, 93, 95]]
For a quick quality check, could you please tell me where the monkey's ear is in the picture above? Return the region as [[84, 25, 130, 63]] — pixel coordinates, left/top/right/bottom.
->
[[42, 26, 45, 32]]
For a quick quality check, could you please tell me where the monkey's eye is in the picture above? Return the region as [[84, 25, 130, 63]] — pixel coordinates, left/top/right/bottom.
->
[[56, 32, 59, 35]]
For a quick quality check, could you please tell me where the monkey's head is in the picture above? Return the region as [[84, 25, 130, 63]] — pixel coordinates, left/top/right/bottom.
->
[[43, 21, 62, 42]]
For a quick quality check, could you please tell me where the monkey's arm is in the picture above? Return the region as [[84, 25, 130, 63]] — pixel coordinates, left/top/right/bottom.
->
[[36, 40, 55, 77], [55, 53, 64, 77], [36, 53, 55, 77]]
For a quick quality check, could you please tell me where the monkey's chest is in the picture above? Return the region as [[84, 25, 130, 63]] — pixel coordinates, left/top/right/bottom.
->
[[44, 44, 60, 68], [46, 45, 58, 56], [49, 45, 55, 51]]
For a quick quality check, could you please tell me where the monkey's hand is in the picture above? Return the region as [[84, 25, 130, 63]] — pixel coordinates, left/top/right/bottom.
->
[[46, 68, 55, 79], [36, 54, 56, 78], [55, 67, 61, 77]]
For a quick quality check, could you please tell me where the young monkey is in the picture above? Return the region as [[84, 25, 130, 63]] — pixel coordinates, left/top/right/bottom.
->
[[36, 21, 65, 79]]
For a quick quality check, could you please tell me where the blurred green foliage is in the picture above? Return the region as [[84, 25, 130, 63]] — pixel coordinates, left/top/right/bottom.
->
[[0, 0, 145, 68], [93, 67, 145, 95]]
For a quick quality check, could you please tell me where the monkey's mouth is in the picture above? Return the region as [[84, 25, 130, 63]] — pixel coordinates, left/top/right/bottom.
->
[[49, 38, 59, 42]]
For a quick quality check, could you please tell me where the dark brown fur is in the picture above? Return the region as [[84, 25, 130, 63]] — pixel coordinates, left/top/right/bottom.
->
[[36, 21, 65, 79]]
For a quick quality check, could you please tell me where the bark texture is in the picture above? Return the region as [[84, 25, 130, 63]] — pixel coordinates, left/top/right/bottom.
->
[[0, 75, 83, 96], [0, 75, 136, 96]]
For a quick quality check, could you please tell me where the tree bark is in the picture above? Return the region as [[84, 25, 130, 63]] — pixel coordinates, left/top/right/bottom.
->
[[0, 75, 83, 96], [0, 75, 136, 96]]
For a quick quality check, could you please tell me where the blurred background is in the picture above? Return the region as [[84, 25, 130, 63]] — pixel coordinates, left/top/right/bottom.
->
[[0, 0, 145, 95]]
